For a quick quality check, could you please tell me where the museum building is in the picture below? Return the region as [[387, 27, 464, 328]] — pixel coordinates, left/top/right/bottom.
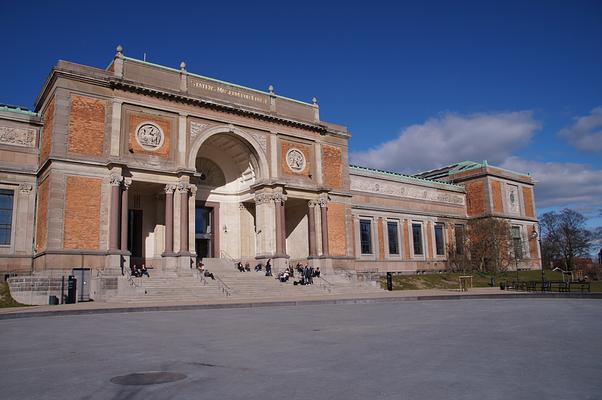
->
[[0, 47, 541, 282]]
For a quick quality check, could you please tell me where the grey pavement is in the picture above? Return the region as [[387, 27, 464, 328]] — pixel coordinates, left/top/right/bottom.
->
[[1, 298, 601, 400]]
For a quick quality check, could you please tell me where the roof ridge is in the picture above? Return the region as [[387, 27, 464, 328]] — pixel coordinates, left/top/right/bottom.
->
[[349, 164, 464, 189]]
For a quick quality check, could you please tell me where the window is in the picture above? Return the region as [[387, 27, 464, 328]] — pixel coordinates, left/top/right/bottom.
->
[[360, 219, 372, 255], [511, 226, 523, 260], [0, 189, 14, 245], [454, 225, 465, 255], [434, 223, 445, 256], [387, 221, 399, 255], [412, 223, 423, 255]]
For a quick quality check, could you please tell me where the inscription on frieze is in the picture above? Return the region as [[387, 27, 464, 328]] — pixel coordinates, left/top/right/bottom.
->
[[0, 126, 35, 147]]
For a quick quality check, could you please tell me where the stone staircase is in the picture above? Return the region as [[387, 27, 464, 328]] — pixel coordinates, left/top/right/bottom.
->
[[104, 269, 226, 303], [103, 258, 384, 303], [202, 258, 383, 298]]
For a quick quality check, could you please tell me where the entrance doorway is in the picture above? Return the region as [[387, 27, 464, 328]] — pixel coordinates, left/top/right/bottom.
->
[[128, 209, 143, 264], [196, 206, 214, 258]]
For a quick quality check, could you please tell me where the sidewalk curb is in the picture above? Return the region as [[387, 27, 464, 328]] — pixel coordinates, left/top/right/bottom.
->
[[1, 292, 601, 320]]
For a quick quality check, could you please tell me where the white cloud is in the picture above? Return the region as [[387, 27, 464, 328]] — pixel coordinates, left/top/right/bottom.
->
[[501, 157, 602, 209], [558, 106, 602, 154], [350, 111, 540, 173]]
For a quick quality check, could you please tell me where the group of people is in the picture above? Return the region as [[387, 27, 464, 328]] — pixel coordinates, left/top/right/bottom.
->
[[292, 263, 320, 285], [197, 262, 215, 280], [236, 259, 273, 276], [236, 262, 251, 272], [130, 264, 150, 278]]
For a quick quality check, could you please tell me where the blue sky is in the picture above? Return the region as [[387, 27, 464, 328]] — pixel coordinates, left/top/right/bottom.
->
[[1, 0, 601, 231]]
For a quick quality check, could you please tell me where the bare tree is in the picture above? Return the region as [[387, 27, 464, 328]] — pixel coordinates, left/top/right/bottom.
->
[[540, 208, 592, 270]]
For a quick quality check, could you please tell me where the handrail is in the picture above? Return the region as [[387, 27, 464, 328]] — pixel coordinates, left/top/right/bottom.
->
[[214, 275, 232, 296], [219, 250, 235, 262], [315, 276, 333, 293], [122, 268, 141, 288]]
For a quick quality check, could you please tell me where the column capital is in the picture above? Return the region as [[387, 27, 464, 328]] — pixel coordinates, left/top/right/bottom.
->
[[308, 199, 320, 208], [164, 184, 177, 194], [318, 196, 328, 208], [122, 177, 132, 189], [255, 193, 273, 205], [110, 174, 123, 186], [177, 182, 190, 193], [273, 193, 287, 204], [189, 185, 197, 196], [19, 183, 33, 194]]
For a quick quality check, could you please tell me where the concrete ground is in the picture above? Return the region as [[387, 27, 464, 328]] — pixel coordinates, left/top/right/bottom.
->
[[0, 298, 600, 400]]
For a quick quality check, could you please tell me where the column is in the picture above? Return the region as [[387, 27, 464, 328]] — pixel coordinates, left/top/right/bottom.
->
[[274, 194, 284, 256], [120, 178, 131, 252], [109, 175, 122, 253], [163, 184, 176, 255], [319, 198, 329, 256], [308, 200, 318, 257], [178, 183, 190, 254]]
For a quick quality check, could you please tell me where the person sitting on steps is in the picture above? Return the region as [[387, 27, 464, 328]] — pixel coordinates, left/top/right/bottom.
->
[[244, 262, 251, 272], [254, 263, 263, 272], [236, 262, 245, 272], [140, 264, 150, 278]]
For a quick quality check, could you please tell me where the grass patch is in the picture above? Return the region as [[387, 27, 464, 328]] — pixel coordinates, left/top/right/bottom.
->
[[0, 282, 27, 308], [380, 270, 602, 292]]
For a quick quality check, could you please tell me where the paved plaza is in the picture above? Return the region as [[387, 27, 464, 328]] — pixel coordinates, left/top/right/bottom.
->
[[1, 298, 600, 400]]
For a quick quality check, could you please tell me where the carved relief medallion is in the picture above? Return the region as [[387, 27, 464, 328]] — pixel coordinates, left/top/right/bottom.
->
[[135, 122, 164, 151], [286, 148, 306, 172]]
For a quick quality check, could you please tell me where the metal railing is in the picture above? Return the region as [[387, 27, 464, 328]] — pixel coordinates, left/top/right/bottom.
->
[[214, 275, 232, 296], [315, 276, 333, 293]]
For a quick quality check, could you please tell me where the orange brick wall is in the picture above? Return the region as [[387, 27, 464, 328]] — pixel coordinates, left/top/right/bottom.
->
[[280, 141, 312, 177], [378, 218, 385, 260], [63, 176, 102, 249], [35, 177, 50, 252], [464, 179, 487, 216], [491, 180, 503, 213], [128, 113, 171, 157], [426, 221, 434, 258], [327, 203, 347, 257], [322, 145, 343, 189], [40, 99, 54, 162], [68, 95, 106, 156], [402, 220, 411, 260], [523, 187, 535, 218]]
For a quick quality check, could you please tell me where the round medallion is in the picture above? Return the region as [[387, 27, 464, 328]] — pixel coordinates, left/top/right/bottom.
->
[[135, 122, 164, 151], [286, 148, 306, 172]]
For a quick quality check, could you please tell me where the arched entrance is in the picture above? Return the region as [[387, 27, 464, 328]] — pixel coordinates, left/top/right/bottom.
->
[[189, 127, 268, 261]]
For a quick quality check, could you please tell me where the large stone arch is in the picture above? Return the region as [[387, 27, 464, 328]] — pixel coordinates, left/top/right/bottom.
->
[[187, 124, 269, 181]]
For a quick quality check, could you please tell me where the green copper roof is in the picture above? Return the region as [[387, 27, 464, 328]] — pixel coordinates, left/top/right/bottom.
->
[[0, 104, 39, 117], [350, 164, 464, 190]]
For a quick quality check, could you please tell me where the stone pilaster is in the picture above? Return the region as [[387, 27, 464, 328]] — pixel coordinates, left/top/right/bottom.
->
[[308, 200, 318, 258], [319, 197, 329, 257], [274, 192, 287, 257], [108, 174, 122, 253], [178, 182, 191, 255], [162, 184, 176, 256], [120, 178, 131, 253]]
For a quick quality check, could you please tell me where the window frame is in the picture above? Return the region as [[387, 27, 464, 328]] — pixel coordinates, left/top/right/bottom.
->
[[434, 222, 446, 257], [359, 218, 374, 256], [410, 221, 425, 258], [385, 219, 401, 258], [0, 188, 15, 247]]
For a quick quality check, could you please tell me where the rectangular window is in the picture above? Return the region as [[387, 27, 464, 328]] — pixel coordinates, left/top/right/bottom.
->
[[511, 226, 523, 259], [360, 219, 372, 255], [0, 189, 14, 245], [387, 221, 399, 255], [434, 223, 445, 256], [412, 223, 423, 255], [454, 224, 465, 255]]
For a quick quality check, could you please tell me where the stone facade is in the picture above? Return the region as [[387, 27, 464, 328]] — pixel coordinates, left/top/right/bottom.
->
[[0, 48, 540, 283]]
